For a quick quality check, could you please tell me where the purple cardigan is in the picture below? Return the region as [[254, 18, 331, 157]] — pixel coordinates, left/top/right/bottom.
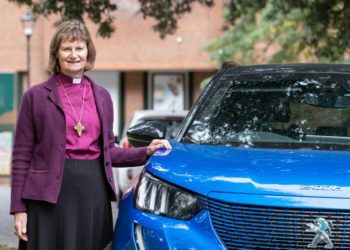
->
[[10, 75, 148, 214]]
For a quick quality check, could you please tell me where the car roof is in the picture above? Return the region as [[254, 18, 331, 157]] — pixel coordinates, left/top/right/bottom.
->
[[222, 63, 350, 75]]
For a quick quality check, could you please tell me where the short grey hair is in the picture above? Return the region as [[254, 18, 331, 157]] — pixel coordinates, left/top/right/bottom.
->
[[48, 19, 96, 73]]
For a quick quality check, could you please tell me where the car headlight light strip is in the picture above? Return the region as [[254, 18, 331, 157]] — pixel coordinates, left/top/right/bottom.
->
[[135, 172, 201, 220]]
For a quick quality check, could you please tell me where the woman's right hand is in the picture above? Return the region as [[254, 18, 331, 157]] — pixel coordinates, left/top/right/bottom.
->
[[14, 212, 28, 241]]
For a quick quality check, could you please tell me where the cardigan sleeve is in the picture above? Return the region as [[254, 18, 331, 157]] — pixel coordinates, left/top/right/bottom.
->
[[110, 146, 148, 167], [10, 91, 35, 214]]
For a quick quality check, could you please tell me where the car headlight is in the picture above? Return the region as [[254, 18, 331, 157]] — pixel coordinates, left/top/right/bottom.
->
[[135, 172, 202, 220]]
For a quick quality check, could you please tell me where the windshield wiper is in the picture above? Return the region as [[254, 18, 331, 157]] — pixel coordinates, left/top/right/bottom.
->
[[269, 127, 307, 141], [286, 129, 307, 141], [182, 135, 200, 144]]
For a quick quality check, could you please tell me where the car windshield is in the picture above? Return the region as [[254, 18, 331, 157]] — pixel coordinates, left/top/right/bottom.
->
[[183, 73, 350, 150]]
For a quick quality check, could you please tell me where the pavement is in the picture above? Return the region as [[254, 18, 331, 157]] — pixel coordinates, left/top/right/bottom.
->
[[0, 177, 17, 248]]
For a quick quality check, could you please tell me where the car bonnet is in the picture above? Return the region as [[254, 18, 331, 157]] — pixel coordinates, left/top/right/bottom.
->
[[146, 142, 350, 207]]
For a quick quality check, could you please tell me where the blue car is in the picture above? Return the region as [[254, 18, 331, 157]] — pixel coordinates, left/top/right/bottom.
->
[[113, 64, 350, 249]]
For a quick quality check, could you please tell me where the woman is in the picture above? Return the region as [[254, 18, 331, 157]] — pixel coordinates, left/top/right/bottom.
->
[[10, 19, 170, 250]]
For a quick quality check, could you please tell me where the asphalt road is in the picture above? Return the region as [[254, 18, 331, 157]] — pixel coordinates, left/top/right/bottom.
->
[[0, 177, 17, 248]]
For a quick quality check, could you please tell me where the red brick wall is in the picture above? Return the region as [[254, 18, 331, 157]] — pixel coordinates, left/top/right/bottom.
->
[[192, 71, 217, 103], [124, 72, 144, 124], [0, 0, 222, 86]]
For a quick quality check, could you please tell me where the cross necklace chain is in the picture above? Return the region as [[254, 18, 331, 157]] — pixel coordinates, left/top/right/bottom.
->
[[58, 76, 86, 137]]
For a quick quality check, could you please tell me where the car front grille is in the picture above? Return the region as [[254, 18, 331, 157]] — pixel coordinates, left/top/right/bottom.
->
[[197, 196, 350, 249]]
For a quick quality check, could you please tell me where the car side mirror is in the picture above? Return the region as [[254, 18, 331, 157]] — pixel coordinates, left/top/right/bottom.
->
[[126, 121, 166, 147]]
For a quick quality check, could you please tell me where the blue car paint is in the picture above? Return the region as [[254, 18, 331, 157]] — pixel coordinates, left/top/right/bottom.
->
[[148, 142, 350, 201], [113, 142, 350, 249], [113, 176, 225, 249], [207, 192, 350, 209]]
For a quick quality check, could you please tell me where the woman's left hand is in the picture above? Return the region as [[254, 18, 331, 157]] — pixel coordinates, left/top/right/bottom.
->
[[146, 139, 171, 156]]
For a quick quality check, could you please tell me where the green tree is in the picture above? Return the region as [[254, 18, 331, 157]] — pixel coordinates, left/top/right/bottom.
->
[[11, 0, 350, 64], [205, 0, 350, 65], [9, 0, 213, 38]]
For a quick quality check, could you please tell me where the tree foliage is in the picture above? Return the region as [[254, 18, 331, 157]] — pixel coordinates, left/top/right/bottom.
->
[[140, 0, 214, 38], [205, 0, 350, 65], [11, 0, 350, 64], [9, 0, 213, 38], [11, 0, 117, 38]]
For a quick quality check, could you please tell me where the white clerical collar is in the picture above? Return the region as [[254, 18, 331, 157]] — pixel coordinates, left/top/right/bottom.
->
[[72, 77, 82, 84]]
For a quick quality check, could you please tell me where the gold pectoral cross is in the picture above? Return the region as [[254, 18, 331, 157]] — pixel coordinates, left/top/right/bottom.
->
[[74, 121, 85, 137]]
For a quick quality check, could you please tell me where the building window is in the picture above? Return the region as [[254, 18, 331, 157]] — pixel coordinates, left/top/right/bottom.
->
[[85, 71, 120, 135], [148, 72, 189, 111]]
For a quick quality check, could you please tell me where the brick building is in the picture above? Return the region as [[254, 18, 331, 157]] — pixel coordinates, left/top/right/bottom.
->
[[0, 1, 224, 174]]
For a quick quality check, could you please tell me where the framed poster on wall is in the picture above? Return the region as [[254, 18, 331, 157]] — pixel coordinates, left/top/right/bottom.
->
[[149, 73, 188, 111]]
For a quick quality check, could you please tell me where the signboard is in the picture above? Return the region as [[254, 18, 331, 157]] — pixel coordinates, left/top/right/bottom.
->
[[0, 131, 13, 175], [0, 74, 15, 116]]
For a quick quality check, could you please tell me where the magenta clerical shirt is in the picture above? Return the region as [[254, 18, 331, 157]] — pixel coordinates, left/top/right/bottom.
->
[[56, 73, 102, 159]]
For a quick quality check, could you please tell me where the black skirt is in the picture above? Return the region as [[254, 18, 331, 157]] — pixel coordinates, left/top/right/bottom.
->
[[19, 158, 113, 250]]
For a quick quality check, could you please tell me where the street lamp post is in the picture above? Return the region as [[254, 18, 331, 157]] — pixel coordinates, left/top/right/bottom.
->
[[21, 10, 34, 87]]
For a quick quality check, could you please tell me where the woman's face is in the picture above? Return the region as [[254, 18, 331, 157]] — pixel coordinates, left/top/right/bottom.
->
[[58, 38, 88, 78]]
